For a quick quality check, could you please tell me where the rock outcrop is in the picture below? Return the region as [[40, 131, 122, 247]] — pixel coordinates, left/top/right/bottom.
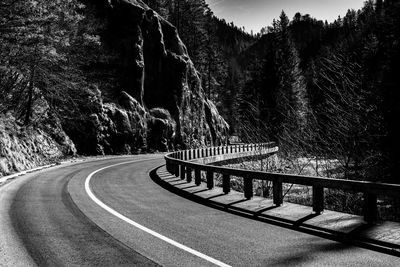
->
[[69, 0, 229, 154], [0, 114, 76, 176], [0, 0, 229, 177]]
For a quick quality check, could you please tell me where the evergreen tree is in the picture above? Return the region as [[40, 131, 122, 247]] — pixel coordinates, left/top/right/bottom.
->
[[0, 0, 97, 124]]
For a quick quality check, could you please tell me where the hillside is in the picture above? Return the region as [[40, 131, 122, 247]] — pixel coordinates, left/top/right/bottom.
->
[[231, 2, 400, 183], [0, 0, 228, 175]]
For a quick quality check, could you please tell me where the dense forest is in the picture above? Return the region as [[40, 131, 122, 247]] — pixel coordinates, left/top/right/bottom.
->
[[1, 0, 399, 184], [239, 0, 400, 184]]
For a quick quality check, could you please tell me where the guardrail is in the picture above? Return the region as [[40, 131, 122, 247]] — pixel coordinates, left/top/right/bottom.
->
[[164, 143, 400, 224]]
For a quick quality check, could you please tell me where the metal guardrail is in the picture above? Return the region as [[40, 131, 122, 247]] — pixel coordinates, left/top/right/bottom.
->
[[164, 143, 400, 224]]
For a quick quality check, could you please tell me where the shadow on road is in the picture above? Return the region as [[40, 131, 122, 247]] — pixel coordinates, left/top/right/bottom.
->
[[150, 165, 400, 258]]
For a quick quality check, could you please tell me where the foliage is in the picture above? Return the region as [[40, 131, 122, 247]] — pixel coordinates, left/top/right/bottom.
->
[[0, 0, 101, 125], [234, 0, 400, 183]]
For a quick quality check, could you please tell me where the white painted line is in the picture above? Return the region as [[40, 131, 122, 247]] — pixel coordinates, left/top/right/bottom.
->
[[85, 159, 231, 267]]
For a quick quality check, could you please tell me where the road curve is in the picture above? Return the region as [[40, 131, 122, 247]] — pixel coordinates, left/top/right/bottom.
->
[[1, 155, 400, 266]]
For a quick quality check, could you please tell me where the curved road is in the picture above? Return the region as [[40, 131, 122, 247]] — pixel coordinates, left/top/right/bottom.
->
[[1, 155, 399, 266]]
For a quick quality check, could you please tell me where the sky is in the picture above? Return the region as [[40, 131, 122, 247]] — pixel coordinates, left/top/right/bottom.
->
[[205, 0, 366, 33]]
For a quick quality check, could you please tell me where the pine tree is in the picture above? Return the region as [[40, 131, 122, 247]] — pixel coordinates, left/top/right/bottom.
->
[[0, 0, 98, 124]]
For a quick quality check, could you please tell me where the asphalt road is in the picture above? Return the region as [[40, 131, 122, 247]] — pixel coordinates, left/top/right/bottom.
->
[[1, 155, 400, 266]]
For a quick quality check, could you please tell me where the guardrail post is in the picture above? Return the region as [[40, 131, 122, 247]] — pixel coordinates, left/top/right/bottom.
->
[[186, 167, 192, 183], [207, 171, 214, 189], [244, 177, 253, 199], [180, 165, 186, 180], [195, 169, 201, 186], [364, 193, 378, 224], [175, 164, 179, 177], [313, 186, 324, 214], [273, 178, 283, 206], [223, 174, 230, 194]]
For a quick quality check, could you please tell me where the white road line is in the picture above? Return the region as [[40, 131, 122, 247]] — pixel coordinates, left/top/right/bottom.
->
[[84, 159, 231, 267]]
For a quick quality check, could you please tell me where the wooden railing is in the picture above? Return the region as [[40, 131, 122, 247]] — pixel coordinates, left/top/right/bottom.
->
[[164, 143, 400, 224]]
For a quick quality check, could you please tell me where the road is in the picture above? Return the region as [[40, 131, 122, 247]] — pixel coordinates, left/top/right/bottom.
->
[[1, 155, 399, 266]]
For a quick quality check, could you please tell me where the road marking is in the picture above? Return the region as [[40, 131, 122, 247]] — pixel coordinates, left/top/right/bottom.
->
[[85, 159, 231, 267]]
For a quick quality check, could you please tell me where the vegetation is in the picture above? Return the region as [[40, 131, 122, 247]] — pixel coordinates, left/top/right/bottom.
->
[[230, 1, 400, 184], [146, 0, 400, 219], [0, 0, 101, 125], [146, 0, 400, 184], [1, 0, 400, 186]]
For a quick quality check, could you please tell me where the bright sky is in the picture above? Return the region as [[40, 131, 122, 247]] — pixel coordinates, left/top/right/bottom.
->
[[205, 0, 366, 33]]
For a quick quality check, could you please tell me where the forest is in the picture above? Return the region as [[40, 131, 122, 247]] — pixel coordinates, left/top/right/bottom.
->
[[1, 0, 400, 185], [144, 0, 400, 184]]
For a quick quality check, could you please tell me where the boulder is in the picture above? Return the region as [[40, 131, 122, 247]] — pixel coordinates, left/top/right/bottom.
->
[[148, 108, 176, 151]]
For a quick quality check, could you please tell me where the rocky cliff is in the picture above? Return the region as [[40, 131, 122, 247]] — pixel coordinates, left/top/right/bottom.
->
[[0, 114, 76, 177], [65, 0, 229, 154], [0, 0, 229, 176]]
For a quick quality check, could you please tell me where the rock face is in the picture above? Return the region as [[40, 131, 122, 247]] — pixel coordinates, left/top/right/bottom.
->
[[0, 115, 76, 176], [72, 0, 229, 153]]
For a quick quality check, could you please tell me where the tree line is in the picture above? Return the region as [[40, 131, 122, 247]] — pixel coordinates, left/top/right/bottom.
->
[[234, 0, 400, 183], [146, 0, 400, 183]]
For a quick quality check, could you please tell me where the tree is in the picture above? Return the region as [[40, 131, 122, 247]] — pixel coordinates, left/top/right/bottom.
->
[[0, 0, 100, 125]]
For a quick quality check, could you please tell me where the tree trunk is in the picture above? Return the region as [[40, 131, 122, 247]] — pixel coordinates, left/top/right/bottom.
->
[[24, 67, 35, 125]]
